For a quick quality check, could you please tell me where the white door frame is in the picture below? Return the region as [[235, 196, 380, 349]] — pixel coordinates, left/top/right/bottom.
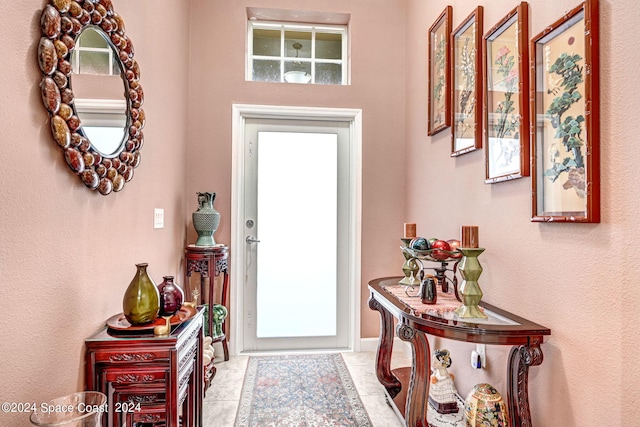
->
[[230, 104, 363, 355]]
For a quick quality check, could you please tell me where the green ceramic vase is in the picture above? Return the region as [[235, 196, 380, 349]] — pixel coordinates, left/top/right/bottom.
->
[[192, 192, 220, 246], [123, 263, 160, 325]]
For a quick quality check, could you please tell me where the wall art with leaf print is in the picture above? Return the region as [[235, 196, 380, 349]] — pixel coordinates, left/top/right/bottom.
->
[[531, 0, 600, 222], [484, 3, 529, 183], [428, 6, 452, 136], [451, 7, 483, 156]]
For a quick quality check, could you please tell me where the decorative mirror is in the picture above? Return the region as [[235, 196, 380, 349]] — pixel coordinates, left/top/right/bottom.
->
[[38, 0, 145, 195]]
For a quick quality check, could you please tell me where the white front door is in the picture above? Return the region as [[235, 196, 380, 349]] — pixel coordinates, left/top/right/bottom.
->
[[241, 118, 351, 352]]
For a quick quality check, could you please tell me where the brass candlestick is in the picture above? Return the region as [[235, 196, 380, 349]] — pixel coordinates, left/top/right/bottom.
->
[[399, 238, 420, 286], [454, 247, 487, 319]]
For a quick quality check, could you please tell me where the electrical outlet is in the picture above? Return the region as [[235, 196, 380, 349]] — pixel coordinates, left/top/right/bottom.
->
[[154, 208, 164, 229]]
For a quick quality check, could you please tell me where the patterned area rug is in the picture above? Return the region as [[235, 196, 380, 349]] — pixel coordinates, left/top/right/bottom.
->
[[235, 353, 372, 427]]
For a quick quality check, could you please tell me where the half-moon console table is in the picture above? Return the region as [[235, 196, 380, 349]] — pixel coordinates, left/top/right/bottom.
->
[[368, 277, 551, 427]]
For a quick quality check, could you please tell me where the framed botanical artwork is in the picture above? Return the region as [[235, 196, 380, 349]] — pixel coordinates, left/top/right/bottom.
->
[[428, 6, 452, 136], [451, 7, 483, 156], [483, 3, 529, 183], [530, 0, 600, 222]]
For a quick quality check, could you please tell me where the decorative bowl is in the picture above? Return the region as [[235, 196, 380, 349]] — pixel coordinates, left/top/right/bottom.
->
[[402, 246, 462, 263], [464, 383, 509, 427]]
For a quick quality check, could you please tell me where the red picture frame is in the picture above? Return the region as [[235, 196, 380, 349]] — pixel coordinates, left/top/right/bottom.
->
[[428, 6, 452, 136], [451, 7, 483, 157], [483, 2, 530, 183], [530, 0, 600, 222]]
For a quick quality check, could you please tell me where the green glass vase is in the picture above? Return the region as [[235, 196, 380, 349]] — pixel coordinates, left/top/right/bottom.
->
[[123, 263, 160, 325]]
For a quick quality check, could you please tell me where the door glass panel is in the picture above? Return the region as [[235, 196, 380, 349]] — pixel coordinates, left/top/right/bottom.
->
[[256, 131, 338, 338]]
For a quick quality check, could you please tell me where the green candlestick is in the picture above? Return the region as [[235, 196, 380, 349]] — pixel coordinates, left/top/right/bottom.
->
[[454, 248, 487, 319], [399, 238, 420, 286]]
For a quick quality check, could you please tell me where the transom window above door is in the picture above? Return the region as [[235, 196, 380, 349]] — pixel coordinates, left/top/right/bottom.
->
[[247, 13, 349, 85]]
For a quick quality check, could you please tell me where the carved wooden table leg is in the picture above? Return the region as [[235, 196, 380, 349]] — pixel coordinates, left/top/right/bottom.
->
[[369, 296, 402, 398], [507, 339, 544, 427], [216, 256, 230, 361], [397, 322, 431, 427]]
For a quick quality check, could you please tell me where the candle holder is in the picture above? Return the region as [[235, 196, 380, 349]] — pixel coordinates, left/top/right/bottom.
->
[[454, 247, 488, 319], [399, 238, 420, 286], [401, 246, 460, 291]]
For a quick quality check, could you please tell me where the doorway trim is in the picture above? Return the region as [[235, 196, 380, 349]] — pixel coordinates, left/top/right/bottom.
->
[[230, 104, 363, 355]]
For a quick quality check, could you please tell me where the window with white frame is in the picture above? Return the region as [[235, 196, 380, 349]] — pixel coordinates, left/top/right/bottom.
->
[[248, 21, 348, 85], [71, 27, 121, 76]]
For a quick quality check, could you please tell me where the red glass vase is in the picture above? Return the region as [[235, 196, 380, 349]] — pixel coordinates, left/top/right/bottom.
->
[[157, 276, 184, 316]]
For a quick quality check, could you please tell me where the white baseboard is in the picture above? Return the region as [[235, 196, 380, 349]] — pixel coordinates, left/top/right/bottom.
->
[[359, 337, 412, 358], [228, 338, 413, 358]]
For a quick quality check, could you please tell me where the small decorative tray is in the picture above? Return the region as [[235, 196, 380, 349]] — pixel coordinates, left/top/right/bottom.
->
[[106, 305, 196, 332]]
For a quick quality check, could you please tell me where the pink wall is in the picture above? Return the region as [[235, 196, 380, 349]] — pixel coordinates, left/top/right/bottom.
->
[[2, 0, 637, 425], [405, 0, 640, 425], [0, 1, 190, 425], [186, 0, 407, 337]]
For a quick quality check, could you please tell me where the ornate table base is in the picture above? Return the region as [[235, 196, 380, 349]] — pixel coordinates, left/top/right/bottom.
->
[[85, 308, 204, 427], [368, 277, 550, 427], [184, 244, 230, 362]]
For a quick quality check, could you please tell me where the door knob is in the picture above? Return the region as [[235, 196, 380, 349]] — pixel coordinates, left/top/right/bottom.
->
[[246, 236, 260, 244]]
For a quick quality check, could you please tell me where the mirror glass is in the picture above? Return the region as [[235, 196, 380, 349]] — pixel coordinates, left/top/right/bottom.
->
[[71, 27, 128, 157]]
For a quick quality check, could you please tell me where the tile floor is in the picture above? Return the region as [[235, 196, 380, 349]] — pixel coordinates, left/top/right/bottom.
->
[[201, 350, 411, 427]]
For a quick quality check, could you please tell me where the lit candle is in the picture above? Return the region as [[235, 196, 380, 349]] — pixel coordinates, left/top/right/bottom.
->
[[404, 223, 416, 239], [461, 225, 479, 248]]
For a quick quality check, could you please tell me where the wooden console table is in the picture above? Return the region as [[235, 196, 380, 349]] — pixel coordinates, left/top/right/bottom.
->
[[85, 307, 204, 427], [184, 244, 229, 361], [368, 277, 551, 427]]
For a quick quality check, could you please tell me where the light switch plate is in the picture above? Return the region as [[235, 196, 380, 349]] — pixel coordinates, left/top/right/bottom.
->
[[154, 208, 164, 229]]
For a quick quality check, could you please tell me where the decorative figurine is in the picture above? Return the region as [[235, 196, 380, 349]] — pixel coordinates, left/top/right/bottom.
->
[[211, 304, 228, 338], [429, 349, 459, 414], [184, 289, 200, 308], [153, 316, 172, 336]]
